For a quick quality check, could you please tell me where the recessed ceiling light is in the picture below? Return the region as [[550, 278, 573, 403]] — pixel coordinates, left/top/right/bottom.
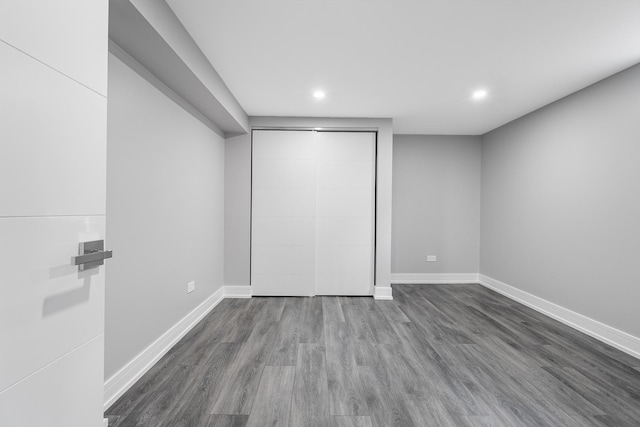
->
[[313, 90, 326, 99], [472, 89, 488, 100]]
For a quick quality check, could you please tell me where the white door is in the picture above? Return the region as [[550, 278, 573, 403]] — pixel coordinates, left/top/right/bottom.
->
[[251, 130, 375, 296], [0, 2, 109, 427], [251, 131, 317, 296], [315, 131, 375, 295]]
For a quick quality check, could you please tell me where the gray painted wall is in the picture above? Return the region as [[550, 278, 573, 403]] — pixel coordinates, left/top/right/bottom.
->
[[105, 54, 225, 379], [481, 63, 640, 338], [392, 135, 481, 274], [224, 133, 251, 287]]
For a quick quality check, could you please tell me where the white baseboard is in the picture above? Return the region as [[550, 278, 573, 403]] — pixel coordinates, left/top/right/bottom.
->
[[224, 285, 251, 298], [103, 286, 226, 410], [374, 286, 393, 300], [479, 274, 640, 360], [391, 273, 479, 284]]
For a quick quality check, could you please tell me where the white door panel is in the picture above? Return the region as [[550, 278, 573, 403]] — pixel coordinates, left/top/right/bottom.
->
[[0, 216, 105, 391], [252, 157, 316, 189], [251, 245, 316, 275], [251, 130, 375, 296], [252, 188, 317, 218], [317, 160, 374, 189], [316, 188, 373, 218], [0, 335, 104, 427], [0, 42, 107, 217], [252, 217, 316, 246], [251, 274, 315, 297], [317, 133, 374, 162], [0, 7, 108, 425], [316, 245, 373, 275], [251, 130, 316, 296], [252, 131, 316, 160], [314, 132, 375, 295], [316, 217, 372, 246], [0, 0, 108, 95], [315, 274, 372, 296]]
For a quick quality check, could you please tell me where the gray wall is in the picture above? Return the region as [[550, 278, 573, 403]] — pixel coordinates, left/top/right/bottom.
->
[[224, 133, 251, 287], [105, 54, 225, 379], [481, 63, 640, 338], [392, 135, 481, 274]]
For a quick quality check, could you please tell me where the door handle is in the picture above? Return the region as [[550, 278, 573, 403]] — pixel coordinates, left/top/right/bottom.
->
[[71, 240, 113, 271]]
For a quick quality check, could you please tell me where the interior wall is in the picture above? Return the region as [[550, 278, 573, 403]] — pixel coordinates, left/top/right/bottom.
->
[[392, 135, 481, 275], [105, 54, 225, 380], [481, 63, 640, 338], [224, 133, 251, 287]]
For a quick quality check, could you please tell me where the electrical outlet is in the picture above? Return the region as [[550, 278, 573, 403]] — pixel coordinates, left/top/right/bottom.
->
[[427, 255, 437, 262], [187, 281, 195, 293]]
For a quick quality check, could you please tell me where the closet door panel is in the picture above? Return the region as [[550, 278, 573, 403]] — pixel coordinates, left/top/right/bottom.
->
[[253, 132, 316, 160], [252, 217, 315, 246], [251, 274, 316, 296], [316, 273, 373, 296], [317, 134, 374, 162], [252, 187, 316, 218], [316, 217, 371, 246], [251, 130, 375, 296], [315, 132, 375, 296], [252, 157, 315, 189], [316, 247, 372, 275], [252, 244, 316, 275], [317, 160, 373, 189], [316, 188, 373, 218], [251, 131, 316, 296]]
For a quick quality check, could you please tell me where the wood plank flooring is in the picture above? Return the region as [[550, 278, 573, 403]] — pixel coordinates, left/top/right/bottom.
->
[[105, 284, 640, 426]]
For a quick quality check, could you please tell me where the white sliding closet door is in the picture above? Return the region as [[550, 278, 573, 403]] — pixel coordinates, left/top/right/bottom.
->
[[252, 131, 316, 296], [315, 132, 375, 295], [251, 130, 375, 296]]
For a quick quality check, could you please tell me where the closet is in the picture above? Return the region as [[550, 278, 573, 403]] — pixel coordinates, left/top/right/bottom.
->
[[251, 130, 376, 296]]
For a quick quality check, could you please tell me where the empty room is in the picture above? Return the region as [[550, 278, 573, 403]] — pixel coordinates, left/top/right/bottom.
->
[[2, 0, 640, 426]]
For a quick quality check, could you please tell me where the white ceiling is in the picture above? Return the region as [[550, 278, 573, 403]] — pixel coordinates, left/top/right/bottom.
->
[[166, 0, 640, 135]]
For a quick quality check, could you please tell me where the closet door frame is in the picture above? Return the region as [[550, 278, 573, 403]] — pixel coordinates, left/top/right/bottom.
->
[[250, 128, 377, 296]]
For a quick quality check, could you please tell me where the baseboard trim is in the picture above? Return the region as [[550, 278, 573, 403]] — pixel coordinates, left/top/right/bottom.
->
[[103, 286, 225, 410], [374, 286, 393, 300], [479, 274, 640, 360], [391, 273, 480, 284], [224, 285, 251, 298]]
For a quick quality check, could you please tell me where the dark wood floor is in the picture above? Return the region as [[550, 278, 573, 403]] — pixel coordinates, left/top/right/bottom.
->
[[105, 284, 640, 427]]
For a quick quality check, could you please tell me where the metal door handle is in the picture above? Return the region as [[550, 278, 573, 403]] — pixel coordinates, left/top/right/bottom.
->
[[72, 250, 113, 265], [71, 240, 113, 271]]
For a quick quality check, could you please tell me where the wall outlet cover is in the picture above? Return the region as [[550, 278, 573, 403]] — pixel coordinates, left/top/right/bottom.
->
[[187, 281, 196, 293], [427, 255, 437, 262]]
